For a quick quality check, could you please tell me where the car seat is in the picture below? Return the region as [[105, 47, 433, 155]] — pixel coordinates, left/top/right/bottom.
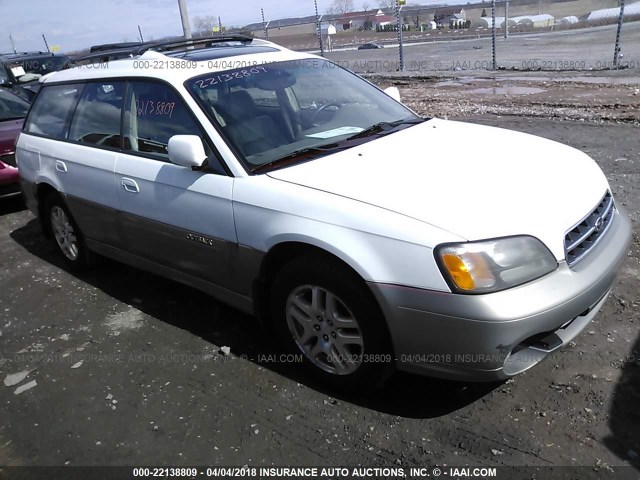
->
[[217, 90, 288, 157]]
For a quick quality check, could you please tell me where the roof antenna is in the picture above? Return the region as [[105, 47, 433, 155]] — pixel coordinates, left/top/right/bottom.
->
[[42, 34, 51, 53], [9, 33, 17, 54]]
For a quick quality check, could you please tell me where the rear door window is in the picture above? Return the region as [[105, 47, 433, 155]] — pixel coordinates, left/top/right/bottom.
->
[[24, 84, 84, 139], [68, 82, 126, 148]]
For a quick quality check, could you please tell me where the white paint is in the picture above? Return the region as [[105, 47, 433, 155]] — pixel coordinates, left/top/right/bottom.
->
[[4, 371, 32, 387], [14, 380, 37, 395], [104, 309, 145, 336]]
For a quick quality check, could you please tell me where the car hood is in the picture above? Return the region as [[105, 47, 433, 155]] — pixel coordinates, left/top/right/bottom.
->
[[0, 118, 24, 155], [267, 118, 610, 260]]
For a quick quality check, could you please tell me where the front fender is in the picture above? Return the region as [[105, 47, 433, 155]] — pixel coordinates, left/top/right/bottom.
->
[[233, 176, 462, 291]]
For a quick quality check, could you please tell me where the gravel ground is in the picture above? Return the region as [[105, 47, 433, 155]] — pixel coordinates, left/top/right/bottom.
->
[[373, 71, 640, 124], [0, 80, 639, 473]]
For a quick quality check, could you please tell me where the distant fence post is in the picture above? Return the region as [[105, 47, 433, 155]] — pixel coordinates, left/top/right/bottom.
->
[[614, 0, 625, 67], [261, 8, 269, 41], [315, 0, 324, 57], [504, 0, 509, 39], [491, 0, 497, 70], [396, 0, 405, 71]]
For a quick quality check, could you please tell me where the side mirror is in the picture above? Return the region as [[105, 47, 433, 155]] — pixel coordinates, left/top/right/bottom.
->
[[168, 135, 207, 168], [384, 86, 401, 103]]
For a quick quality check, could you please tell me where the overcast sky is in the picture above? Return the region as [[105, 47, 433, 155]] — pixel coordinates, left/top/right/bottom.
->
[[0, 0, 470, 53]]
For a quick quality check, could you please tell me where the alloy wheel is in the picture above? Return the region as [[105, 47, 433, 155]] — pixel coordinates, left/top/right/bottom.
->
[[286, 285, 364, 375]]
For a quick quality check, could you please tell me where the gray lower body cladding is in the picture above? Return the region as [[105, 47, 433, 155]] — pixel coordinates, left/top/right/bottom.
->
[[370, 208, 632, 381]]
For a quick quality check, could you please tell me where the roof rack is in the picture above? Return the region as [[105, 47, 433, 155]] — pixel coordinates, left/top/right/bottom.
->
[[64, 48, 138, 69], [90, 42, 144, 53], [134, 35, 254, 56], [0, 51, 55, 58]]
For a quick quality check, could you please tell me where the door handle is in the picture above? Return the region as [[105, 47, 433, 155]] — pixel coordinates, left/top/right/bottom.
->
[[55, 160, 67, 173], [121, 178, 140, 194]]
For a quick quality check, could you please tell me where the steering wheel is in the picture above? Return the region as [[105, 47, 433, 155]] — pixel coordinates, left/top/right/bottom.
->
[[310, 102, 342, 126]]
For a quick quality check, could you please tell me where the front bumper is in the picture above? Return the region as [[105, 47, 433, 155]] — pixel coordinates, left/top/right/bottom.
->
[[369, 208, 632, 382]]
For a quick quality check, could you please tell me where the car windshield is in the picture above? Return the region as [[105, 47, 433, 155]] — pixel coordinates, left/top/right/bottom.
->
[[6, 56, 68, 83], [185, 59, 423, 173], [0, 89, 29, 120]]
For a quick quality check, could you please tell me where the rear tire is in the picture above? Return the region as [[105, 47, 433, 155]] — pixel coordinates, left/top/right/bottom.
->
[[45, 194, 93, 270], [270, 255, 394, 391]]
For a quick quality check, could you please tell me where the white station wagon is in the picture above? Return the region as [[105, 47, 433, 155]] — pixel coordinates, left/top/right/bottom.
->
[[16, 36, 631, 389]]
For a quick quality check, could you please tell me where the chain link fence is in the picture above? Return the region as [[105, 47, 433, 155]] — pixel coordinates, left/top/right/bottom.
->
[[257, 0, 639, 74]]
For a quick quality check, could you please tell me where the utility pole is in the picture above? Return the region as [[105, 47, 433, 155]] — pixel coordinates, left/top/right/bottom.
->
[[262, 8, 269, 40], [218, 16, 223, 33], [614, 0, 625, 67], [315, 0, 324, 56], [504, 0, 509, 39], [491, 0, 497, 70], [42, 34, 51, 53], [177, 0, 192, 39], [138, 25, 145, 42]]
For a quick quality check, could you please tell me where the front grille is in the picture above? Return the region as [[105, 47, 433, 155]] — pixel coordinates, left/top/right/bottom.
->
[[564, 191, 615, 266]]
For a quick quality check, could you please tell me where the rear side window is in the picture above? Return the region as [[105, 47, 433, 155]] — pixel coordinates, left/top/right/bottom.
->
[[0, 89, 29, 120], [69, 82, 125, 148], [24, 84, 83, 139]]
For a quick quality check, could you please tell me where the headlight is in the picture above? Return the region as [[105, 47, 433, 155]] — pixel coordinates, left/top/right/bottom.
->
[[436, 236, 558, 294]]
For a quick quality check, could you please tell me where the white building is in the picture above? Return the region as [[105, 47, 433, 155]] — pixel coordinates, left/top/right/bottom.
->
[[556, 16, 579, 26], [587, 2, 640, 22]]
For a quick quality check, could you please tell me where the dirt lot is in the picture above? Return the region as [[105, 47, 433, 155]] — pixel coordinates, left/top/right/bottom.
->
[[374, 71, 640, 124], [0, 77, 639, 474]]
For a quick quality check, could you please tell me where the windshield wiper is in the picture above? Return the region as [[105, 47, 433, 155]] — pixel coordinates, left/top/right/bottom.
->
[[251, 143, 344, 174], [251, 118, 425, 174], [346, 118, 424, 141]]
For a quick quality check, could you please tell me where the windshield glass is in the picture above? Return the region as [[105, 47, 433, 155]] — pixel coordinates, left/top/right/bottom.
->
[[0, 89, 29, 120], [185, 59, 422, 172]]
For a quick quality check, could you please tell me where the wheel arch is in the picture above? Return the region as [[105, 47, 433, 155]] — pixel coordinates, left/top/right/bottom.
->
[[253, 238, 381, 326], [36, 182, 63, 238], [256, 239, 397, 386]]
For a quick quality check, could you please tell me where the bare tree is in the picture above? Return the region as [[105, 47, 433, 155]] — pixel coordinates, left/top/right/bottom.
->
[[327, 0, 354, 15], [378, 0, 395, 11], [413, 9, 421, 28], [362, 1, 370, 12], [192, 15, 218, 36]]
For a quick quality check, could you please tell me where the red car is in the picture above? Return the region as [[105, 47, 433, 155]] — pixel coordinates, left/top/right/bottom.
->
[[0, 88, 29, 199]]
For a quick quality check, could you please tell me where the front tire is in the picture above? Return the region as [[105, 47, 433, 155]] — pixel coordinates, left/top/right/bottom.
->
[[270, 255, 394, 390], [45, 194, 93, 270]]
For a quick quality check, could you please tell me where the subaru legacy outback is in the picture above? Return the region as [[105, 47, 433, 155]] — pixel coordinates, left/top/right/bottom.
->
[[16, 36, 631, 389]]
